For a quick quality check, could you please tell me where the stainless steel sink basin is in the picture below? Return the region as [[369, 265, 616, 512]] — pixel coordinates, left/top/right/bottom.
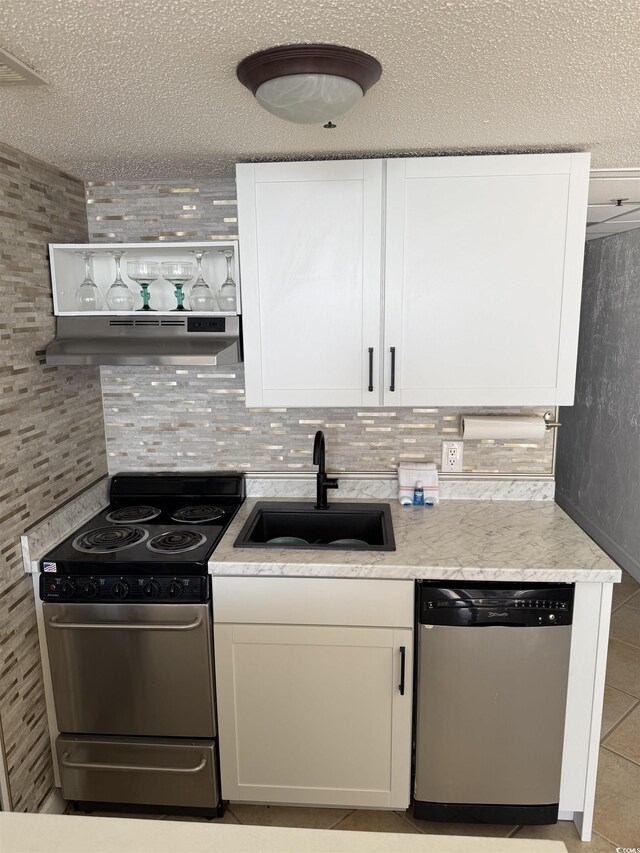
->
[[233, 502, 396, 551]]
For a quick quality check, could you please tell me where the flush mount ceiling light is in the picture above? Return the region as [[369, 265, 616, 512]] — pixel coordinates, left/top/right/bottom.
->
[[236, 44, 382, 125]]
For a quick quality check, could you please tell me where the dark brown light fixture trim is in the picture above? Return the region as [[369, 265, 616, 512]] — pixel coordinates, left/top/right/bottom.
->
[[237, 44, 382, 95]]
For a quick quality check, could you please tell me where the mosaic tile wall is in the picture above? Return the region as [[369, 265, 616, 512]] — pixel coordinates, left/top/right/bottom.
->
[[89, 177, 554, 476], [101, 365, 554, 475], [86, 178, 237, 242], [0, 143, 107, 811]]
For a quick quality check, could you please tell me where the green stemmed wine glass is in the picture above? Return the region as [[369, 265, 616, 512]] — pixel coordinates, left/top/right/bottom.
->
[[162, 262, 193, 311], [128, 261, 160, 311]]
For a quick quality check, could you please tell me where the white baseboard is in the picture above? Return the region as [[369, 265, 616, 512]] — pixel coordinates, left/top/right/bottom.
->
[[555, 492, 640, 582], [40, 787, 66, 814]]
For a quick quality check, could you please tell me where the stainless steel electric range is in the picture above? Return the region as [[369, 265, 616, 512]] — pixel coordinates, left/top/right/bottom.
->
[[39, 472, 245, 817]]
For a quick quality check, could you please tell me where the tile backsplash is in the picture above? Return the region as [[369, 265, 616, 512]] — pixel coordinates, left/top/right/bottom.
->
[[101, 364, 553, 475], [89, 178, 554, 477]]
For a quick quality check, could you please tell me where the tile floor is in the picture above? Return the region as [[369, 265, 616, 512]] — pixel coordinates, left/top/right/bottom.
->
[[72, 571, 640, 851]]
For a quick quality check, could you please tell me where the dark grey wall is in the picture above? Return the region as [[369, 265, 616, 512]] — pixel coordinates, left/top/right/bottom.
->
[[556, 230, 640, 580]]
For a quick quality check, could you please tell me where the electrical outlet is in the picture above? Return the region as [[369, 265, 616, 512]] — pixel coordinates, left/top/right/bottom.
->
[[441, 441, 464, 473]]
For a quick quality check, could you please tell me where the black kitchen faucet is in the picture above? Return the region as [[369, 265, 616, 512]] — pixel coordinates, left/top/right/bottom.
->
[[313, 430, 339, 510]]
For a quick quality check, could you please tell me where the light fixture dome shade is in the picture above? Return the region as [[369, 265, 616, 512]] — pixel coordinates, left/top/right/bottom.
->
[[255, 74, 363, 124], [237, 44, 381, 124]]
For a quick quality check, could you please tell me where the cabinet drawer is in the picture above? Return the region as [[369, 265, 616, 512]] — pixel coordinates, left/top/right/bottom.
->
[[212, 577, 414, 627], [57, 735, 219, 809]]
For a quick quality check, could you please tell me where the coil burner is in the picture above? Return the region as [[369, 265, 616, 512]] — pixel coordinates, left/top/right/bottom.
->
[[106, 506, 161, 523], [146, 530, 207, 554], [171, 505, 225, 524], [73, 525, 149, 554]]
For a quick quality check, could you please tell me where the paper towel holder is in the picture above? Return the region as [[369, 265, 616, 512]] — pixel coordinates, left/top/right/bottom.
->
[[544, 411, 562, 430]]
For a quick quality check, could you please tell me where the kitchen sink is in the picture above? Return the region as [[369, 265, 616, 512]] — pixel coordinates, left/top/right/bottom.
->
[[233, 502, 396, 551]]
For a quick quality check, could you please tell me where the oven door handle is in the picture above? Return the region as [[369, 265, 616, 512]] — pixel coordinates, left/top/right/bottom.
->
[[60, 752, 207, 774], [47, 615, 203, 631]]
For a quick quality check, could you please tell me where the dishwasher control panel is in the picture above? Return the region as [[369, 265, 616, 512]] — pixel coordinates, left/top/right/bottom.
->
[[418, 583, 574, 627]]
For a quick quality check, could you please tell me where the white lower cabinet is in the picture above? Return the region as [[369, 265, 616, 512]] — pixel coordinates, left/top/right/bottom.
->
[[212, 577, 414, 808]]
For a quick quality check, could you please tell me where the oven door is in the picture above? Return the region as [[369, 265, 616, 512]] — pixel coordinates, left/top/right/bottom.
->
[[44, 603, 215, 737]]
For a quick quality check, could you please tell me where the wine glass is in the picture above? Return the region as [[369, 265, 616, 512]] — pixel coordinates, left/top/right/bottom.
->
[[162, 262, 193, 311], [75, 251, 103, 311], [106, 251, 134, 311], [128, 261, 160, 311], [188, 250, 219, 312], [217, 249, 237, 312]]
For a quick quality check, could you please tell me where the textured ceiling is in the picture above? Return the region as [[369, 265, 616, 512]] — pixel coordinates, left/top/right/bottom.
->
[[0, 0, 639, 180]]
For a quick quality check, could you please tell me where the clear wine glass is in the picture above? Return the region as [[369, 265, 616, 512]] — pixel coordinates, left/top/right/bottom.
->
[[217, 249, 237, 312], [106, 250, 134, 311], [161, 262, 193, 311], [75, 251, 103, 311], [188, 250, 219, 312], [128, 261, 160, 311]]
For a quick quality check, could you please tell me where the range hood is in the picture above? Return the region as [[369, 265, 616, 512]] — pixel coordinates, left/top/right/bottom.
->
[[46, 316, 241, 366]]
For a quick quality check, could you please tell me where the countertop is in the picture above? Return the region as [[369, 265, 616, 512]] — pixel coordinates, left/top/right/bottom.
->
[[0, 812, 567, 853], [209, 498, 621, 583]]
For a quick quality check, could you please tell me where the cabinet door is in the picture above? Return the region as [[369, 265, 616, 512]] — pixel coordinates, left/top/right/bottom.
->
[[383, 154, 590, 406], [214, 623, 412, 808], [237, 160, 384, 407]]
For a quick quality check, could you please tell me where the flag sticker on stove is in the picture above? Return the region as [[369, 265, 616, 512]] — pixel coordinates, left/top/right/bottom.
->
[[43, 562, 57, 572]]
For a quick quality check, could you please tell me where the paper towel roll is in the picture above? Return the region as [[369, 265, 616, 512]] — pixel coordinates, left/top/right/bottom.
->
[[461, 416, 547, 441]]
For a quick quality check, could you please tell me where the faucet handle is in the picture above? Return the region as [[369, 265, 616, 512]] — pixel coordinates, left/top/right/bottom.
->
[[325, 477, 339, 490]]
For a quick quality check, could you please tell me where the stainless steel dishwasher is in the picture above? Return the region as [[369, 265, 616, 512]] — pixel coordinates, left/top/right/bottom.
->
[[414, 582, 574, 826]]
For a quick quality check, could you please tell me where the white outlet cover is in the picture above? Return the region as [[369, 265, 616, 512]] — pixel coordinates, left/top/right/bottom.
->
[[442, 441, 464, 473]]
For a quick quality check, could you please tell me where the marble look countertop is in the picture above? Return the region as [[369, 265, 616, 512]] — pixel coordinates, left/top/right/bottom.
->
[[0, 812, 567, 853], [209, 498, 621, 583]]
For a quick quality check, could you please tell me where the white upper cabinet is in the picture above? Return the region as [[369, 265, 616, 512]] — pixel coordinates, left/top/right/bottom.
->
[[383, 154, 590, 406], [237, 153, 590, 408], [236, 160, 384, 407]]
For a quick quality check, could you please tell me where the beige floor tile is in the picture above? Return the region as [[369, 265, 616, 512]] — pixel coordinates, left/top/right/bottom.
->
[[593, 747, 640, 847], [602, 704, 640, 764], [229, 803, 350, 829], [610, 605, 640, 649], [612, 571, 640, 608], [397, 809, 515, 837], [332, 809, 417, 833], [513, 821, 616, 852], [600, 686, 639, 739], [625, 590, 640, 611], [605, 638, 640, 698]]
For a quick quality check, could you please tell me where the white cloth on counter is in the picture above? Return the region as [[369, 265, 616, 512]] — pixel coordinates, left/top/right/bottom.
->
[[397, 462, 439, 506]]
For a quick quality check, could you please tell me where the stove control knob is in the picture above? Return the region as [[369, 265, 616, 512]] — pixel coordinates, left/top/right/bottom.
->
[[60, 580, 76, 599], [82, 580, 99, 599], [143, 580, 161, 599], [112, 581, 129, 600], [167, 580, 184, 599]]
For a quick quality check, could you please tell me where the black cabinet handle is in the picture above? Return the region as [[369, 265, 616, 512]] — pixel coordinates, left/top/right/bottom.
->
[[368, 347, 374, 392], [399, 645, 406, 695], [390, 347, 396, 392]]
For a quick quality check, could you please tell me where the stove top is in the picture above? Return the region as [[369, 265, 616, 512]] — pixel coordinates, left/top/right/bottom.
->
[[39, 473, 245, 586]]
